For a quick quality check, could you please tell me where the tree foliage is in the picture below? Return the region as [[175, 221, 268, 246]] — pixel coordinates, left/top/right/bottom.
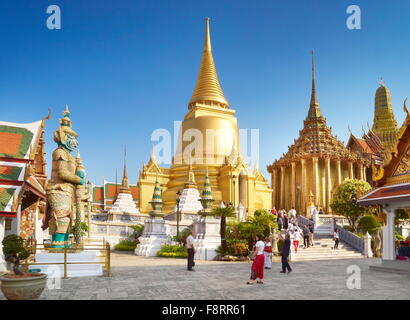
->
[[330, 179, 374, 231], [211, 206, 236, 254], [2, 234, 30, 275]]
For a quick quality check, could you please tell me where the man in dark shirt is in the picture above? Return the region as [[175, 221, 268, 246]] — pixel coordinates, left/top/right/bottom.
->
[[303, 225, 310, 248], [280, 233, 292, 274]]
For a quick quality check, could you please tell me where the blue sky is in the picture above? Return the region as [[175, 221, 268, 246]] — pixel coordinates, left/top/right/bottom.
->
[[1, 0, 410, 185]]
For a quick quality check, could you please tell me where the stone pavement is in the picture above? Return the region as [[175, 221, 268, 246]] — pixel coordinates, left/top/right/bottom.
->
[[1, 252, 409, 300]]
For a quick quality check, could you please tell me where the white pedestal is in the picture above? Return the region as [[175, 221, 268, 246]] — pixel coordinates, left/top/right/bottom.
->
[[194, 216, 221, 261], [28, 251, 103, 277], [135, 218, 169, 256]]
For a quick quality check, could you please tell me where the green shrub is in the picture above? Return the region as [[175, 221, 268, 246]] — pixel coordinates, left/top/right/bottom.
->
[[114, 239, 137, 251], [358, 215, 381, 235], [2, 234, 30, 275], [395, 232, 405, 241], [230, 242, 248, 257], [157, 244, 187, 258]]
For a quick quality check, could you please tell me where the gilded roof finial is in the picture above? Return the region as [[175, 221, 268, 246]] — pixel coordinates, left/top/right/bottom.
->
[[120, 145, 131, 193], [189, 18, 228, 108], [307, 49, 321, 120], [404, 97, 409, 118]]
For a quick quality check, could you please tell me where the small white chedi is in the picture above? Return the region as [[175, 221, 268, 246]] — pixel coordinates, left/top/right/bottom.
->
[[135, 177, 169, 256]]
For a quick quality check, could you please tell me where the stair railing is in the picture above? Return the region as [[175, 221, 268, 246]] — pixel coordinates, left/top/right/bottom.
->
[[335, 223, 364, 253]]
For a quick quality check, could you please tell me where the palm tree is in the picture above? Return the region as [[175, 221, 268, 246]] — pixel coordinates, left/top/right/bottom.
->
[[211, 206, 236, 254]]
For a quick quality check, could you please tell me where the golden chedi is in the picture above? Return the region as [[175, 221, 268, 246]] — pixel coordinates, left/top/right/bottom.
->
[[138, 18, 272, 216], [372, 80, 400, 158], [267, 51, 368, 215]]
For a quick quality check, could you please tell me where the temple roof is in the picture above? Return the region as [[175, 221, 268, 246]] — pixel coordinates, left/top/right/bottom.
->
[[0, 117, 48, 215], [269, 52, 361, 168], [189, 18, 228, 109]]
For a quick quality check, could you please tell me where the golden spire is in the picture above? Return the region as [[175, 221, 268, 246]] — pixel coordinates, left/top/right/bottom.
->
[[189, 18, 229, 109], [120, 145, 131, 193], [307, 50, 321, 120]]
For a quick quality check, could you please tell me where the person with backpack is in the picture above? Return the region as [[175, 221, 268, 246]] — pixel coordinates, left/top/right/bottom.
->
[[308, 222, 315, 247], [264, 237, 273, 269]]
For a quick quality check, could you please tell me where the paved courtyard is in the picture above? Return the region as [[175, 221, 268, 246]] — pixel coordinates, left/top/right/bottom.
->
[[1, 252, 409, 300]]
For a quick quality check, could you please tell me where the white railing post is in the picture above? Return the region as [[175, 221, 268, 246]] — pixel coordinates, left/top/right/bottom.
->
[[363, 232, 373, 258]]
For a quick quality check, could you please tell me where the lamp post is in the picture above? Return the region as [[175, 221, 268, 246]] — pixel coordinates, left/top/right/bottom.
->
[[176, 190, 181, 238], [232, 174, 237, 212]]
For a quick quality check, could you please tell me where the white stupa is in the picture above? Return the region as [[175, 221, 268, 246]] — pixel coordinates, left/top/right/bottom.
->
[[177, 162, 203, 219], [108, 150, 140, 219]]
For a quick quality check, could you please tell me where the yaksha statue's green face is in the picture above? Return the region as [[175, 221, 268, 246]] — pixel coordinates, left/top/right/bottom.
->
[[64, 133, 78, 152]]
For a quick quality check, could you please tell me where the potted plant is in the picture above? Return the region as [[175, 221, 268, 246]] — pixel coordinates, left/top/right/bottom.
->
[[0, 234, 47, 300]]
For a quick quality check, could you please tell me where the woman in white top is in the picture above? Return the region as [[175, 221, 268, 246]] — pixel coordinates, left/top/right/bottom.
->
[[333, 229, 340, 249], [293, 227, 301, 253], [247, 235, 265, 285]]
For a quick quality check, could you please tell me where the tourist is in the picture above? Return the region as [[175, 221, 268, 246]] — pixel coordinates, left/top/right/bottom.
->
[[186, 230, 196, 271], [397, 241, 410, 260], [308, 221, 315, 247], [271, 207, 278, 216], [247, 234, 265, 284], [280, 233, 292, 274], [283, 214, 289, 230], [264, 237, 273, 269], [302, 224, 310, 248], [288, 207, 297, 219], [319, 208, 324, 215], [333, 228, 339, 249], [293, 226, 301, 253], [277, 213, 284, 231]]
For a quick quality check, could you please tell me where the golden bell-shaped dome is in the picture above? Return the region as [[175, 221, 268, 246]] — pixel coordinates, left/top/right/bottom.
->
[[189, 18, 229, 109]]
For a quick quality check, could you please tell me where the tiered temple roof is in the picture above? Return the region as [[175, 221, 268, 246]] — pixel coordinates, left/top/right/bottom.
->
[[270, 51, 364, 168], [0, 116, 49, 216]]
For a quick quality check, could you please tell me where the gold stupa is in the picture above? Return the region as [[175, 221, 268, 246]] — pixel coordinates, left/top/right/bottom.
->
[[137, 18, 272, 215]]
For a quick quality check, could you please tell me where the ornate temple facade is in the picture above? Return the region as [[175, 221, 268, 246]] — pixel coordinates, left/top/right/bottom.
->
[[347, 81, 402, 184], [0, 113, 49, 244], [267, 52, 368, 215], [137, 18, 272, 216]]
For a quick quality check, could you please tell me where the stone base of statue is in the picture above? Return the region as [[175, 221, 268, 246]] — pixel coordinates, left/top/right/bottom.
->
[[194, 215, 221, 261], [135, 218, 169, 256], [28, 251, 103, 277]]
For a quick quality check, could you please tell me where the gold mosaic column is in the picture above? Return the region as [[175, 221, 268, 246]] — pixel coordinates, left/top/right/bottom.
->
[[280, 166, 285, 209], [358, 163, 364, 181], [348, 161, 354, 179], [325, 157, 331, 212], [312, 157, 319, 205], [272, 168, 278, 208], [291, 162, 296, 208], [336, 159, 342, 185], [301, 159, 307, 213]]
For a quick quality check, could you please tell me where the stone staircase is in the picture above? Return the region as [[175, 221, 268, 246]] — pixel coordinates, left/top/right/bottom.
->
[[290, 235, 364, 262]]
